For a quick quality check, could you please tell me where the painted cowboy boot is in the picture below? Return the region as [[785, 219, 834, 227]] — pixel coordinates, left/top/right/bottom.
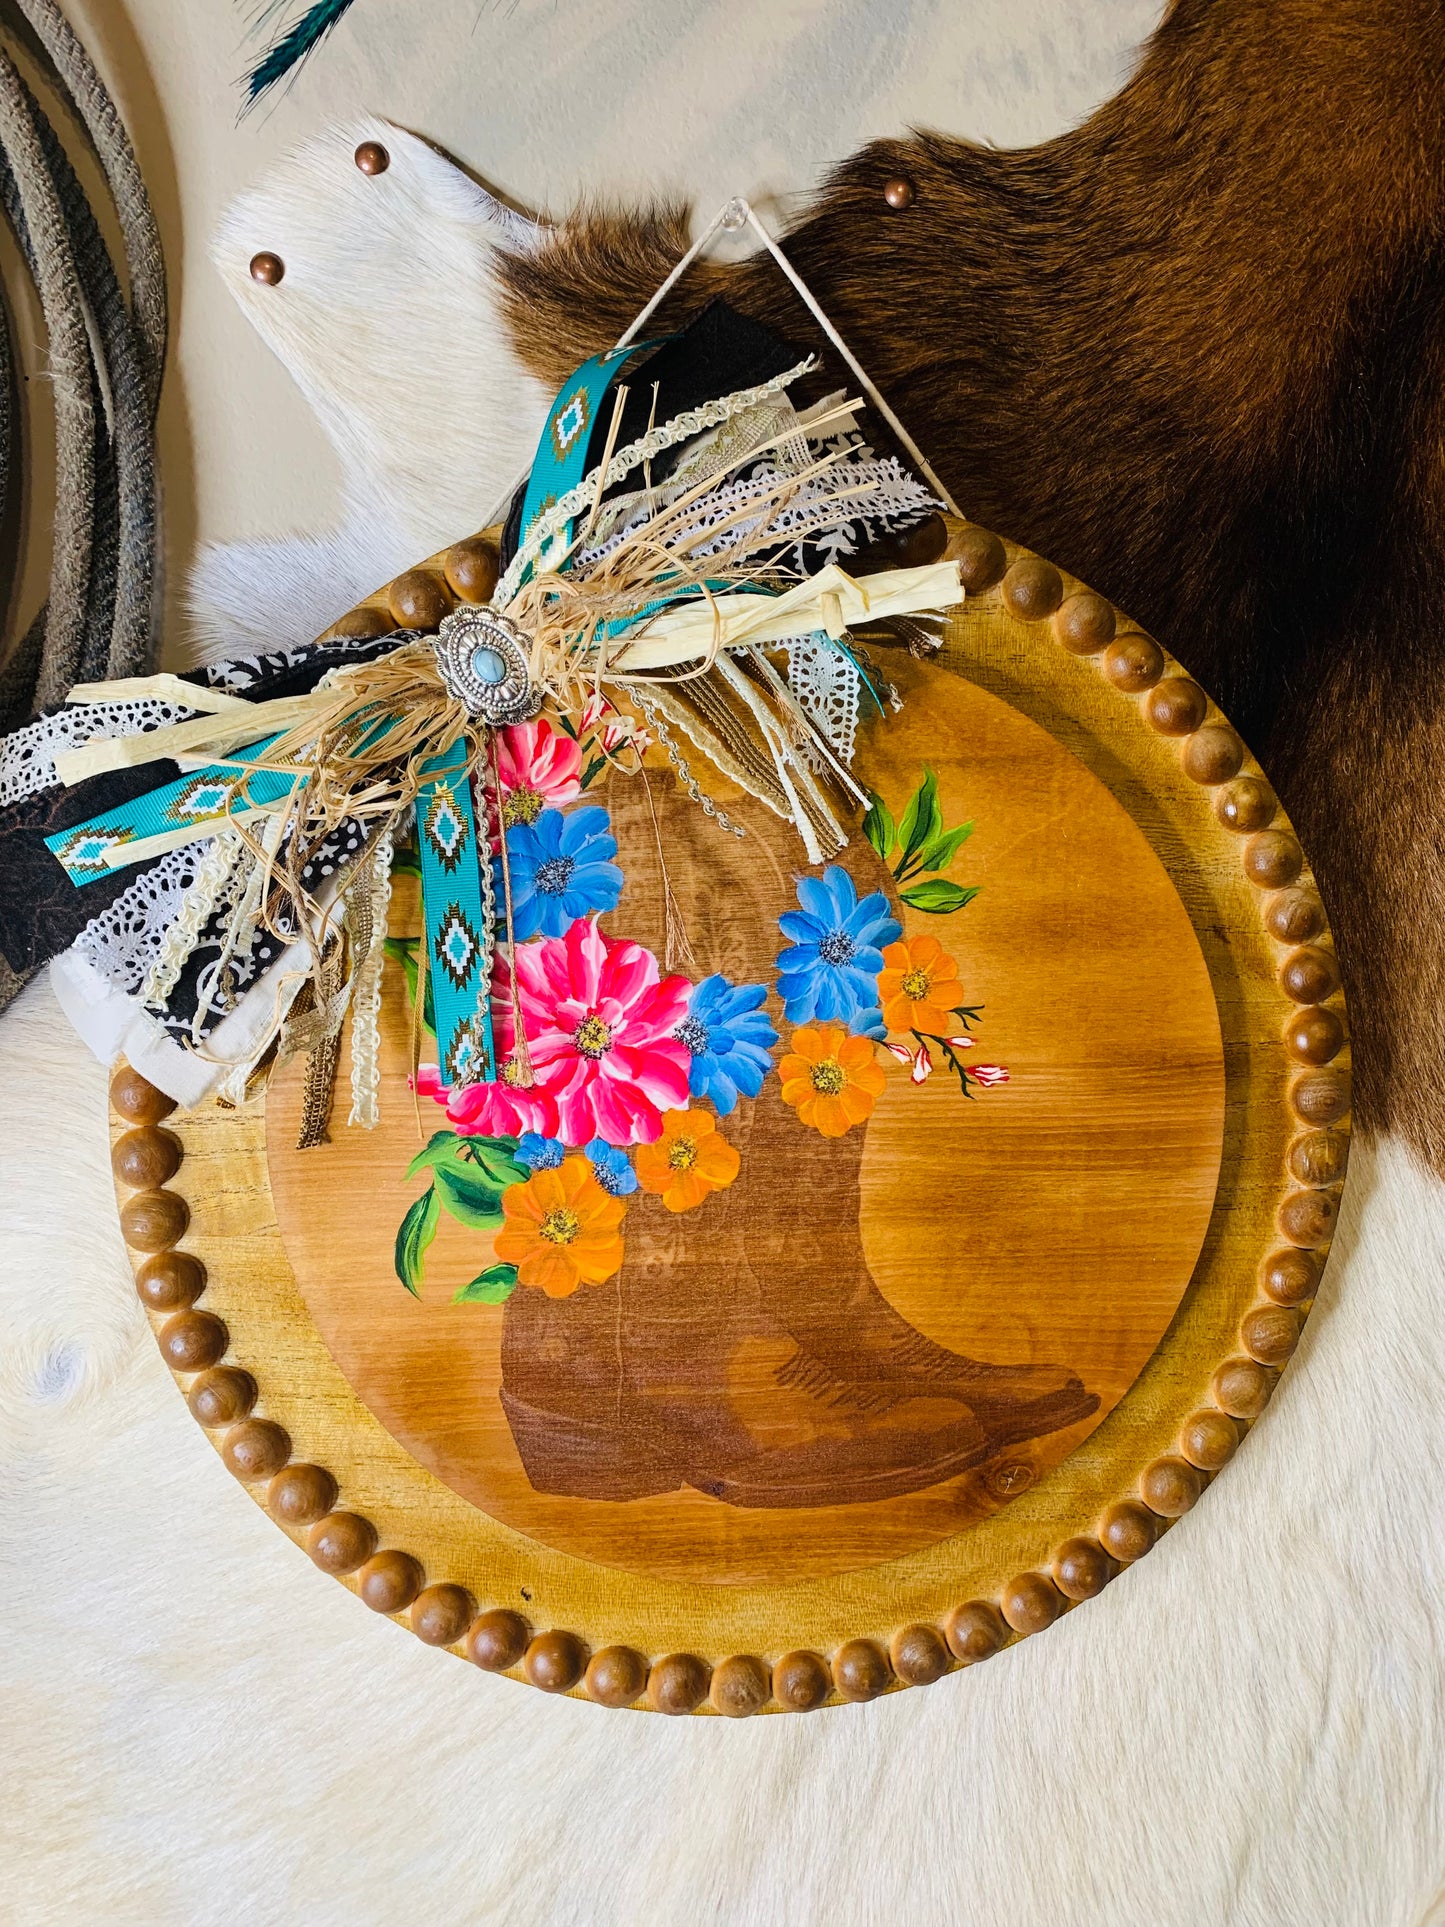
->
[[498, 768, 1098, 1507]]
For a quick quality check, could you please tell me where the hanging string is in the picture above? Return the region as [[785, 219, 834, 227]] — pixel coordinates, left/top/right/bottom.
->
[[488, 731, 535, 1088]]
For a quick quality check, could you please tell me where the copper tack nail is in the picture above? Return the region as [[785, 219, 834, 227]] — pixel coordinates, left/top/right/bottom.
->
[[354, 141, 390, 176], [249, 251, 285, 285]]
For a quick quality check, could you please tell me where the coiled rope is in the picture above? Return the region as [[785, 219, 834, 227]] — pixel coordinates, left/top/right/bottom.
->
[[0, 0, 166, 726], [0, 0, 166, 1011]]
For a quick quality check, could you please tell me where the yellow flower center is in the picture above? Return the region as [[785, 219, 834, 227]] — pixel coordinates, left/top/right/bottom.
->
[[668, 1137, 699, 1171], [900, 967, 932, 1001], [573, 1014, 613, 1059], [810, 1058, 847, 1095], [504, 785, 545, 826], [500, 1057, 528, 1087], [539, 1206, 581, 1246]]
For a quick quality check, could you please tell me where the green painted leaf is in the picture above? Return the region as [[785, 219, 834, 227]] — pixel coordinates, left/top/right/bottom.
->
[[453, 1263, 519, 1305], [555, 711, 579, 740], [432, 1156, 518, 1228], [453, 1136, 528, 1190], [406, 1130, 458, 1180], [862, 791, 896, 861], [394, 1184, 440, 1296], [390, 840, 422, 878], [916, 820, 974, 873], [898, 878, 980, 915], [579, 753, 608, 791], [896, 768, 942, 870]]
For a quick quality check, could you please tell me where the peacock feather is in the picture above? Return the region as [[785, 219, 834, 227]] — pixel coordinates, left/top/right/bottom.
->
[[241, 0, 360, 106]]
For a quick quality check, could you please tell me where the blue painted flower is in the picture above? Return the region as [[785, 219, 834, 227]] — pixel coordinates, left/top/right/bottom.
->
[[515, 1132, 566, 1171], [583, 1137, 639, 1196], [498, 805, 623, 940], [776, 865, 901, 1038], [675, 974, 779, 1115]]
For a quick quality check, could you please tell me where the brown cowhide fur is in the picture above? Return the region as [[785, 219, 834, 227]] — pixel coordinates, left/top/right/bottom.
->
[[499, 0, 1445, 1176]]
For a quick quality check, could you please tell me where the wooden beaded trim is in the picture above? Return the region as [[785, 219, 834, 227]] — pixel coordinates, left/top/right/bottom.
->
[[111, 518, 1348, 1713]]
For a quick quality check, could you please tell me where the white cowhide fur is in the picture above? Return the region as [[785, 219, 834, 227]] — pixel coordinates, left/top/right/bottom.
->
[[5, 113, 1445, 1927]]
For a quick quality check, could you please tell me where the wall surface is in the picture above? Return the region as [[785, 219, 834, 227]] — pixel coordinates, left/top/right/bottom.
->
[[53, 0, 1158, 634]]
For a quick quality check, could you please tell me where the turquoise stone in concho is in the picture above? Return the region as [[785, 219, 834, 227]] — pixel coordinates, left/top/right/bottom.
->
[[432, 605, 540, 724]]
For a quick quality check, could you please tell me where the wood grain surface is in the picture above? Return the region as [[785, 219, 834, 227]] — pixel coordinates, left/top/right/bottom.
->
[[267, 656, 1225, 1585], [110, 520, 1349, 1709]]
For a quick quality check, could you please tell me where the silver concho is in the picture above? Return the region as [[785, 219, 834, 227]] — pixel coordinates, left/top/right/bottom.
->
[[432, 606, 540, 724]]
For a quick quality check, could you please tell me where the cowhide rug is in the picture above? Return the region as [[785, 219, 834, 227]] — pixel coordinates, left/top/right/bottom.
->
[[5, 83, 1445, 1927]]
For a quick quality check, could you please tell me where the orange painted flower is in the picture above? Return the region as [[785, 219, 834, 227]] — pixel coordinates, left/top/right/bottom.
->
[[878, 933, 962, 1035], [779, 1024, 887, 1137], [493, 1156, 626, 1297], [633, 1106, 741, 1213]]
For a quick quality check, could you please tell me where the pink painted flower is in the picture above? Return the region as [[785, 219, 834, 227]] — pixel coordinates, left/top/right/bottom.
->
[[414, 1061, 559, 1138], [489, 717, 582, 828], [969, 1064, 1010, 1089], [494, 917, 692, 1147]]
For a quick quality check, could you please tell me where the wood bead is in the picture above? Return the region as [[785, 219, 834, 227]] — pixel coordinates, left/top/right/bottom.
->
[[268, 1462, 337, 1526], [1280, 946, 1339, 1005], [1182, 724, 1244, 785], [948, 524, 1007, 593], [120, 1187, 189, 1252], [158, 1309, 226, 1371], [221, 1417, 290, 1481], [585, 1645, 648, 1708], [710, 1653, 772, 1716], [772, 1650, 832, 1710], [1278, 1187, 1337, 1247], [943, 1599, 1008, 1662], [1291, 1069, 1350, 1125], [358, 1549, 423, 1614], [889, 1623, 951, 1685], [1103, 633, 1164, 692], [466, 1609, 530, 1672], [878, 510, 949, 568], [1242, 1304, 1302, 1366], [111, 1127, 181, 1189], [1244, 830, 1304, 888], [329, 606, 392, 640], [443, 537, 500, 604], [1262, 1246, 1321, 1306], [525, 1630, 587, 1694], [831, 1638, 891, 1702], [386, 570, 452, 631], [1000, 1572, 1065, 1634], [1265, 888, 1325, 943], [307, 1511, 378, 1574], [1140, 1455, 1203, 1516], [186, 1365, 255, 1427], [410, 1584, 474, 1647], [249, 251, 284, 285], [354, 140, 390, 174], [882, 176, 915, 210], [1285, 1007, 1344, 1066], [135, 1250, 204, 1311], [648, 1652, 710, 1714], [1180, 1408, 1239, 1472], [1212, 1356, 1275, 1420], [1216, 777, 1277, 834], [110, 1066, 176, 1125], [1144, 677, 1208, 736], [1099, 1500, 1157, 1563], [1051, 1536, 1114, 1601], [1053, 591, 1116, 655], [1001, 557, 1063, 622]]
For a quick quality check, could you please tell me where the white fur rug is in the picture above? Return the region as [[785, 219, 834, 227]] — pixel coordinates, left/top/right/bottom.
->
[[5, 112, 1445, 1927]]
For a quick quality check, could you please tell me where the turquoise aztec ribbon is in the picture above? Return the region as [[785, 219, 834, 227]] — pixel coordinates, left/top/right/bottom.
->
[[515, 340, 666, 579], [45, 735, 294, 884], [415, 741, 496, 1089]]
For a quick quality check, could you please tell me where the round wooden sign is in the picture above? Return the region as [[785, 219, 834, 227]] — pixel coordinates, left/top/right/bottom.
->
[[110, 520, 1348, 1714]]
